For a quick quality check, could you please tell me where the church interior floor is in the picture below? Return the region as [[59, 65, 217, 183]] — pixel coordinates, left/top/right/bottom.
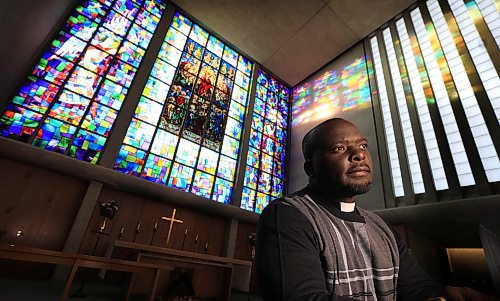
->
[[0, 278, 263, 301]]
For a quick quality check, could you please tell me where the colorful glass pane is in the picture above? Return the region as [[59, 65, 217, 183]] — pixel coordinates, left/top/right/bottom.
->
[[118, 41, 145, 68], [221, 135, 239, 159], [222, 47, 238, 67], [197, 147, 219, 174], [69, 129, 106, 163], [191, 171, 214, 198], [95, 79, 128, 110], [207, 36, 224, 57], [237, 56, 252, 76], [240, 187, 256, 211], [247, 147, 260, 168], [103, 9, 132, 36], [175, 138, 200, 167], [136, 8, 160, 33], [141, 154, 171, 184], [244, 165, 258, 189], [0, 105, 43, 141], [49, 89, 91, 125], [144, 0, 165, 17], [224, 117, 242, 140], [217, 155, 236, 180], [111, 11, 250, 204], [124, 118, 155, 149], [189, 24, 209, 46], [115, 144, 146, 175], [49, 31, 87, 63], [158, 42, 183, 66], [1, 0, 162, 165], [32, 52, 74, 86], [165, 28, 188, 50], [134, 96, 162, 125], [143, 77, 169, 103], [150, 129, 178, 159], [168, 162, 194, 191], [32, 118, 76, 153], [255, 192, 270, 214], [106, 60, 137, 87], [235, 71, 250, 91], [81, 102, 117, 136], [13, 76, 60, 114], [127, 23, 153, 49], [171, 12, 192, 35], [212, 178, 233, 204], [151, 58, 176, 85], [184, 39, 204, 60]]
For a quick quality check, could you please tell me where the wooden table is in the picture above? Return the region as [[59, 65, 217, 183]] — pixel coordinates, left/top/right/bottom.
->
[[110, 241, 252, 301], [0, 244, 173, 301]]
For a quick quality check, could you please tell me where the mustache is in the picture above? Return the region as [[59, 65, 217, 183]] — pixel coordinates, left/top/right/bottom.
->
[[346, 164, 371, 173]]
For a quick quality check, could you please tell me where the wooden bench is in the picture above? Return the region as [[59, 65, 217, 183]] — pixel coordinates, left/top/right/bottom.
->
[[0, 244, 173, 301]]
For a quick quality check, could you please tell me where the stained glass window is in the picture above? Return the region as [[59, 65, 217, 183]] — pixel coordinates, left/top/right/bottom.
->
[[241, 70, 289, 213], [114, 12, 253, 204], [0, 0, 165, 164]]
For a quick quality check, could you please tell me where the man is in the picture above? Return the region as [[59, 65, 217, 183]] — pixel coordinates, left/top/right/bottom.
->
[[256, 118, 496, 301]]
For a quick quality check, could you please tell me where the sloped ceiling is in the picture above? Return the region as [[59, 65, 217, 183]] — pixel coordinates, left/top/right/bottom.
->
[[172, 0, 416, 86]]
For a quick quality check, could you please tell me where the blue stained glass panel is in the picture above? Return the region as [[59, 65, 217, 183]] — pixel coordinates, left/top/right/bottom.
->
[[171, 12, 192, 35], [32, 118, 77, 153], [70, 129, 107, 163], [96, 79, 128, 110]]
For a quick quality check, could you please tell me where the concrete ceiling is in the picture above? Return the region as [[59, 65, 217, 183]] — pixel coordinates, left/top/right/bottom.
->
[[172, 0, 416, 86]]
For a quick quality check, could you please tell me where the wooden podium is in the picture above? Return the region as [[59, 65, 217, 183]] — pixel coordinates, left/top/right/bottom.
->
[[109, 241, 252, 301]]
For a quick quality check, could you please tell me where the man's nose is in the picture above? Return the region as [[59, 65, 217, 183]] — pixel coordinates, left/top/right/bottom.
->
[[350, 148, 366, 162]]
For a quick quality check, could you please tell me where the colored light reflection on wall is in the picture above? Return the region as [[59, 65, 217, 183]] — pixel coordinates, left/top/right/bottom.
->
[[291, 57, 371, 126]]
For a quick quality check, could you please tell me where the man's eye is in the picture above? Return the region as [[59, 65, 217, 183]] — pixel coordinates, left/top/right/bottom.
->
[[333, 146, 345, 152], [360, 144, 368, 149]]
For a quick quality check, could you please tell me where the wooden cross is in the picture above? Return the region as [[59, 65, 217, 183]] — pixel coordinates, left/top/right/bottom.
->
[[161, 209, 184, 244]]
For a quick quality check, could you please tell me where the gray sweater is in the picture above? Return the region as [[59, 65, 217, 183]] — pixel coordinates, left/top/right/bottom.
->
[[284, 193, 399, 300]]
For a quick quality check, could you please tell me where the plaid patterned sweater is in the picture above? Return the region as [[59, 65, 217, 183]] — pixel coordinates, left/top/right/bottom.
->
[[283, 194, 400, 300]]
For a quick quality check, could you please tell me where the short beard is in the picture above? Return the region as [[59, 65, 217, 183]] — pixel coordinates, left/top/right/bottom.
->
[[344, 182, 372, 195]]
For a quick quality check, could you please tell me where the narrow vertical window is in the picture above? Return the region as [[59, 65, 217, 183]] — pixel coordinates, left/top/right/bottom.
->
[[370, 36, 405, 197], [410, 8, 475, 186], [428, 0, 500, 182], [396, 18, 449, 190], [474, 0, 500, 48], [382, 28, 425, 194], [448, 0, 500, 123]]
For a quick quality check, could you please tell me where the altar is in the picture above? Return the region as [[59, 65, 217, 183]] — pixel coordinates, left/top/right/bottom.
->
[[107, 241, 253, 301]]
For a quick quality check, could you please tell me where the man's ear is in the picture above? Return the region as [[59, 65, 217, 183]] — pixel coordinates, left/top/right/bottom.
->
[[304, 159, 314, 177]]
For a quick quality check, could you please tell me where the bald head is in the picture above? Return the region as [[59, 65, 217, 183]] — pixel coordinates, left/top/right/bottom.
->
[[302, 118, 349, 161]]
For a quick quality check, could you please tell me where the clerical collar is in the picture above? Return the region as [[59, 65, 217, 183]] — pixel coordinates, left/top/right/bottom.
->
[[340, 202, 356, 212], [295, 186, 365, 223]]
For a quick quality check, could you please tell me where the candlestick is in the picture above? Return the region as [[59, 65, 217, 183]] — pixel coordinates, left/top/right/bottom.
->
[[192, 234, 199, 252], [154, 220, 158, 230], [204, 242, 209, 254], [120, 225, 125, 234], [136, 221, 141, 232]]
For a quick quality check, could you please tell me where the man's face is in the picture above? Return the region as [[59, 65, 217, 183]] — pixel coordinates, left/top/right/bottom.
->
[[308, 120, 373, 196]]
